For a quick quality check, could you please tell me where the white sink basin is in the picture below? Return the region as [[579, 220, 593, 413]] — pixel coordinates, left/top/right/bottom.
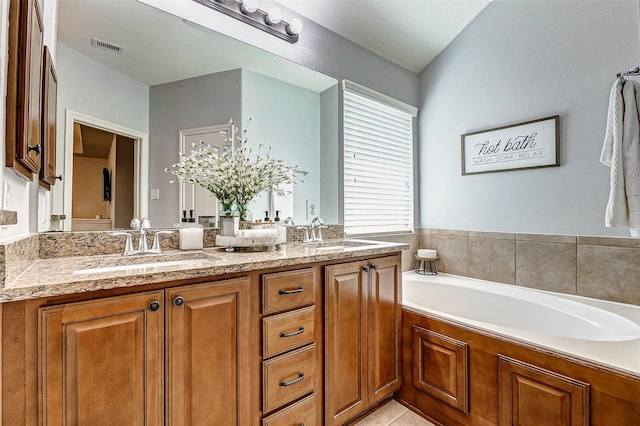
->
[[73, 258, 212, 275]]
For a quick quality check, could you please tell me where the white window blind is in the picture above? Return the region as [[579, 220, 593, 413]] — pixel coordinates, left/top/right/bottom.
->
[[343, 80, 416, 235]]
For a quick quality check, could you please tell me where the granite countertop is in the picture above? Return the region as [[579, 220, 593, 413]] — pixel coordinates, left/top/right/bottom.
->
[[1, 239, 408, 302]]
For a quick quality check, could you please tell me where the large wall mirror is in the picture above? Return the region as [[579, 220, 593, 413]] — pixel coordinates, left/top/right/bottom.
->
[[51, 0, 338, 231]]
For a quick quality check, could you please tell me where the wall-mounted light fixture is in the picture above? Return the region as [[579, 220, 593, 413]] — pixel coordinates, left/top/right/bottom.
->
[[193, 0, 303, 44]]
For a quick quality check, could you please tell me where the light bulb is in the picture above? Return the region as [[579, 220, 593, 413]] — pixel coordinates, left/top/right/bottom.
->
[[286, 17, 303, 35], [265, 6, 282, 25], [240, 0, 258, 14]]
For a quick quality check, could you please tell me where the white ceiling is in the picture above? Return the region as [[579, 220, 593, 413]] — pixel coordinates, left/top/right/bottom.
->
[[57, 0, 489, 89], [275, 0, 491, 73], [57, 0, 336, 91]]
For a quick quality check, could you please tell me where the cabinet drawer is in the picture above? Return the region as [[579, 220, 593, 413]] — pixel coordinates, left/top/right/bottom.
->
[[263, 268, 317, 314], [263, 344, 317, 413], [262, 394, 317, 426], [263, 306, 316, 359]]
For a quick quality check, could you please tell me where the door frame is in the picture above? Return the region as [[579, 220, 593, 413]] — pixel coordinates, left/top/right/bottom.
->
[[63, 109, 149, 231], [177, 123, 233, 223]]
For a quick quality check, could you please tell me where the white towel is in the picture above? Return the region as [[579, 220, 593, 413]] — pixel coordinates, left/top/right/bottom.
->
[[601, 79, 640, 236]]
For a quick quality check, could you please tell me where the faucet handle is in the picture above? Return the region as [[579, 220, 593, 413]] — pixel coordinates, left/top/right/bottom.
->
[[296, 226, 311, 242], [140, 218, 151, 229], [149, 230, 174, 254], [315, 225, 328, 242], [130, 218, 141, 230], [111, 232, 136, 256]]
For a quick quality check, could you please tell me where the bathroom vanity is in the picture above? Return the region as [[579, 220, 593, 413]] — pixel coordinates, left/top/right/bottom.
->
[[0, 240, 405, 425]]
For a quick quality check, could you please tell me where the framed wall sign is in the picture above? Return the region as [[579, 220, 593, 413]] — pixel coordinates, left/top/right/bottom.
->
[[461, 115, 559, 175]]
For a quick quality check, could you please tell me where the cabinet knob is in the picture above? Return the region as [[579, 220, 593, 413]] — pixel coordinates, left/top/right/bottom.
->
[[148, 301, 161, 312], [55, 174, 62, 181], [279, 372, 304, 387], [172, 296, 185, 307], [371, 263, 379, 271], [363, 265, 371, 272], [28, 144, 41, 155]]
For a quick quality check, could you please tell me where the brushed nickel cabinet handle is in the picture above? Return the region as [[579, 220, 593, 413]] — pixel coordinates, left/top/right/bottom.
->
[[371, 263, 379, 271], [172, 296, 185, 307], [279, 372, 304, 387], [363, 265, 371, 272], [279, 286, 303, 295], [148, 301, 161, 312], [279, 326, 304, 338]]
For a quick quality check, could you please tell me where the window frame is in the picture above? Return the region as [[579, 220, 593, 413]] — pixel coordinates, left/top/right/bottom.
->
[[341, 80, 418, 236]]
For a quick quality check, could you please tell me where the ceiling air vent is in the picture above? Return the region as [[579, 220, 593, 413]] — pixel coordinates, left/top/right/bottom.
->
[[91, 38, 124, 54]]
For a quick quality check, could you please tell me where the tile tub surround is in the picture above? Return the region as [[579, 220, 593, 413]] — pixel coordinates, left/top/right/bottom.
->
[[418, 228, 640, 306], [0, 239, 408, 302]]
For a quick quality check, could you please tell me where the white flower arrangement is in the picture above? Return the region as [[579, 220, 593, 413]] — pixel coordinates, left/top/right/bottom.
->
[[166, 118, 299, 216]]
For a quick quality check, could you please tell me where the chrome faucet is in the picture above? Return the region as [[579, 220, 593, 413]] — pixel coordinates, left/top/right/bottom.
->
[[112, 218, 171, 255], [296, 226, 312, 242], [111, 232, 137, 256], [137, 218, 151, 253], [310, 217, 328, 242]]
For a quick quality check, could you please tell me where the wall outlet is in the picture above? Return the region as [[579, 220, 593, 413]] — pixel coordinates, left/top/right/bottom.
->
[[306, 199, 318, 219], [150, 188, 160, 200]]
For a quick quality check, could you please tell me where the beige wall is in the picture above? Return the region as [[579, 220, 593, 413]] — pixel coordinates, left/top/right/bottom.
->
[[72, 157, 109, 218]]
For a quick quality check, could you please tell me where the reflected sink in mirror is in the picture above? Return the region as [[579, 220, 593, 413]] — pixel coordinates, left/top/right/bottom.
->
[[73, 252, 217, 275]]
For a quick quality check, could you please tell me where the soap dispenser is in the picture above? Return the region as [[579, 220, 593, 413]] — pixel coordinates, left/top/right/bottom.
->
[[179, 209, 203, 250]]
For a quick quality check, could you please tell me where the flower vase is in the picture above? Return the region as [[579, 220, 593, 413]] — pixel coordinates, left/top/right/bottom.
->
[[220, 201, 234, 217], [234, 203, 253, 222]]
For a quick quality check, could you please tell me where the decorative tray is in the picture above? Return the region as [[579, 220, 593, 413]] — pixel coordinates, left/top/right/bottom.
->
[[215, 234, 286, 252]]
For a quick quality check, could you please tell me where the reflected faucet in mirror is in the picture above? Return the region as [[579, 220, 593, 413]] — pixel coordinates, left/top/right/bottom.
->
[[296, 217, 327, 243]]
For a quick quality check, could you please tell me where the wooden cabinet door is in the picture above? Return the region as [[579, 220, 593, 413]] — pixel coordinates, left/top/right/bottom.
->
[[40, 45, 58, 188], [5, 0, 44, 178], [369, 255, 402, 404], [39, 291, 165, 426], [166, 277, 251, 426], [499, 355, 590, 426], [325, 260, 369, 426]]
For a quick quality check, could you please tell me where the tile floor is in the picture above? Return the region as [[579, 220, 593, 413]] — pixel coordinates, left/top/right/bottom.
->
[[354, 400, 436, 425]]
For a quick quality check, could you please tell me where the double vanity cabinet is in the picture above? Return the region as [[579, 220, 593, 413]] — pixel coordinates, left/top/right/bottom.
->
[[0, 250, 402, 425]]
